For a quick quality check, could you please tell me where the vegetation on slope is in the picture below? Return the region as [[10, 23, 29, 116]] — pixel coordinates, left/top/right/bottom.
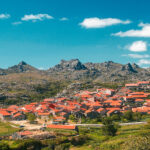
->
[[0, 122, 19, 136], [1, 123, 150, 150]]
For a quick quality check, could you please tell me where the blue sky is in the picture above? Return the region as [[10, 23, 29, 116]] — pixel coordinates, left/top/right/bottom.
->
[[1, 0, 150, 69]]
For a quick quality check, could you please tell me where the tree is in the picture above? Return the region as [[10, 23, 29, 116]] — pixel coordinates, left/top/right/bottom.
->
[[0, 143, 9, 150], [123, 110, 133, 121], [49, 114, 53, 120], [133, 112, 142, 121], [102, 117, 119, 136], [69, 114, 78, 123], [27, 113, 36, 124], [111, 114, 121, 121], [17, 139, 42, 150]]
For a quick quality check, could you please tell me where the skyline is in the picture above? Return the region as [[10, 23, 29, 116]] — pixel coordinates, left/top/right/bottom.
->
[[0, 0, 150, 69]]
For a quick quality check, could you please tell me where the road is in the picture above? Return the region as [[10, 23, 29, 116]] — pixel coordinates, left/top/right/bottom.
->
[[70, 121, 147, 127], [10, 120, 147, 130]]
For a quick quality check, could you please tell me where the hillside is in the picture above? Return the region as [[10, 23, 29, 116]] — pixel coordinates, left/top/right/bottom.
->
[[47, 59, 150, 82], [0, 59, 150, 82], [0, 59, 150, 105]]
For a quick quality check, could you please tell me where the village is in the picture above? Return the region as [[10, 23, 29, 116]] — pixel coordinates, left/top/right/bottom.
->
[[0, 81, 150, 139]]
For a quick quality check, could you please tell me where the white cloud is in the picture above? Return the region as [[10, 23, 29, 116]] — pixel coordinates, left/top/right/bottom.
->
[[0, 14, 10, 19], [127, 41, 147, 52], [60, 17, 68, 21], [21, 14, 53, 22], [38, 67, 47, 70], [79, 17, 131, 28], [113, 22, 150, 37], [137, 59, 150, 66], [123, 54, 150, 58], [12, 21, 22, 25]]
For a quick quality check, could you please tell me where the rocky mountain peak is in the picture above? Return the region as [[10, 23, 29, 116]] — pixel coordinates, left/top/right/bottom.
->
[[7, 61, 37, 73], [104, 61, 114, 64], [132, 63, 139, 69], [18, 61, 27, 66], [122, 63, 137, 73], [52, 59, 87, 71]]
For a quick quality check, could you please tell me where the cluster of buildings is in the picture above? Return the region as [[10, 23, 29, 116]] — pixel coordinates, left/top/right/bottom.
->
[[125, 81, 150, 90], [0, 81, 150, 125]]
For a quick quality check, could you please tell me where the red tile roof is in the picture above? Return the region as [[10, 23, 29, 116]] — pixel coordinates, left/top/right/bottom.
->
[[38, 112, 50, 116], [13, 113, 22, 118], [18, 131, 32, 136], [97, 108, 105, 112], [0, 110, 11, 116], [138, 81, 150, 84], [125, 83, 138, 87], [47, 124, 76, 130], [8, 105, 19, 110]]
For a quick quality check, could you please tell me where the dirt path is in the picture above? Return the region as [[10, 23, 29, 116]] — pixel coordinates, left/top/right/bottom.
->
[[10, 120, 42, 130]]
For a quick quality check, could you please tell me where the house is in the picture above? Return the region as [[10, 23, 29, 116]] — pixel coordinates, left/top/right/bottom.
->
[[12, 131, 32, 139], [125, 83, 139, 89], [97, 88, 115, 96], [37, 112, 50, 120], [138, 81, 150, 89], [44, 98, 55, 103], [110, 101, 122, 108], [132, 107, 150, 114], [84, 110, 99, 119], [0, 110, 11, 121], [52, 116, 66, 124], [96, 108, 106, 115], [106, 108, 121, 116], [13, 112, 26, 121], [124, 96, 135, 103], [8, 105, 19, 110], [47, 124, 78, 132]]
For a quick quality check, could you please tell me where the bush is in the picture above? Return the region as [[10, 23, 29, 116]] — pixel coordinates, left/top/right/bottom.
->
[[122, 135, 150, 150], [0, 143, 10, 150], [144, 120, 150, 129], [70, 135, 88, 146], [55, 143, 70, 150], [123, 111, 133, 122], [111, 114, 121, 121], [16, 139, 42, 150], [69, 114, 78, 123], [27, 113, 37, 124], [132, 112, 142, 121], [102, 117, 119, 136]]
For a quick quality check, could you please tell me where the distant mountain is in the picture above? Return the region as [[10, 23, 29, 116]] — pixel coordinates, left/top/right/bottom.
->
[[0, 61, 39, 74], [47, 59, 150, 82], [48, 59, 87, 72], [0, 59, 150, 105], [0, 59, 149, 82], [6, 61, 39, 74]]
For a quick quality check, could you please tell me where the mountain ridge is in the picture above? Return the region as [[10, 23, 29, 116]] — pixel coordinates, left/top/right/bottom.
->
[[0, 59, 150, 105], [0, 59, 149, 82]]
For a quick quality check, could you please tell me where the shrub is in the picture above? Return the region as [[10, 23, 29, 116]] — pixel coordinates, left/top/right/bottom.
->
[[0, 142, 10, 150], [16, 139, 42, 150], [55, 143, 70, 150], [70, 135, 88, 146], [102, 117, 119, 136], [27, 113, 37, 124], [132, 112, 142, 121], [122, 135, 150, 150], [123, 111, 133, 122], [144, 120, 150, 129], [111, 114, 121, 121]]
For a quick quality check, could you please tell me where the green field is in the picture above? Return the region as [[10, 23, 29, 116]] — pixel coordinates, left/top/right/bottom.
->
[[0, 121, 19, 136], [71, 124, 150, 150], [0, 123, 150, 150]]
